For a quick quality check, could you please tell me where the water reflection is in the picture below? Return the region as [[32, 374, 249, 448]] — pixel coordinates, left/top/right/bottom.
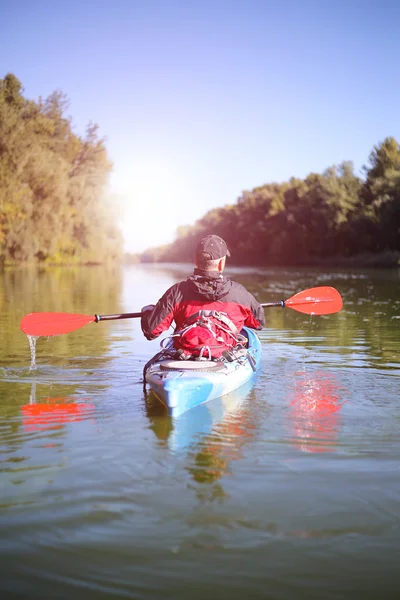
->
[[146, 384, 259, 500], [22, 382, 95, 433], [0, 264, 399, 599], [21, 398, 95, 433], [287, 370, 345, 453]]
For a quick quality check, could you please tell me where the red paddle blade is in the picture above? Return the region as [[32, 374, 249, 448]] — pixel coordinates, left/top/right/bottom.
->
[[20, 312, 96, 336], [285, 286, 343, 315]]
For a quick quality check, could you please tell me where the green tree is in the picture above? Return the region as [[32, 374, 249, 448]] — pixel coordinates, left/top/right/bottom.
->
[[360, 137, 400, 251], [140, 139, 398, 266], [0, 73, 122, 264]]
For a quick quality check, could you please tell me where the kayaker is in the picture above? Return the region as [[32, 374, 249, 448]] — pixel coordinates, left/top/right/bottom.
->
[[141, 234, 265, 360]]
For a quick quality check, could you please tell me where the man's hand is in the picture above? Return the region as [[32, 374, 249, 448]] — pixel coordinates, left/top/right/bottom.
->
[[141, 304, 155, 313]]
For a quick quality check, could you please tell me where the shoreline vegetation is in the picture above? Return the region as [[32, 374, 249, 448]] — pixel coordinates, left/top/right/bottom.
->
[[1, 248, 399, 269], [135, 140, 400, 269], [0, 74, 122, 266], [123, 251, 400, 269], [1, 74, 399, 270]]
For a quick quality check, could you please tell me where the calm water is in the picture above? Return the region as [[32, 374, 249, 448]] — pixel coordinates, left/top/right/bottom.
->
[[0, 264, 399, 599]]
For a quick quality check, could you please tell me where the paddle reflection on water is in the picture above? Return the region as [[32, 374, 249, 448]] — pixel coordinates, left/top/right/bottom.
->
[[287, 370, 345, 453], [22, 382, 95, 434]]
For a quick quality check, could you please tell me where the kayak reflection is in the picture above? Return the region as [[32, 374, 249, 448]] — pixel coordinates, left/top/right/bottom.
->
[[287, 370, 345, 453], [146, 381, 259, 492], [186, 398, 256, 484]]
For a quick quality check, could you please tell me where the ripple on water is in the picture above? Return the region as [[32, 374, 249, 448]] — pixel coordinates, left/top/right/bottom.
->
[[1, 266, 400, 598]]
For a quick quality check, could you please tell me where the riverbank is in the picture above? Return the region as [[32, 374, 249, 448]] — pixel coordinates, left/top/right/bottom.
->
[[312, 251, 400, 269], [135, 251, 400, 269], [2, 250, 399, 269]]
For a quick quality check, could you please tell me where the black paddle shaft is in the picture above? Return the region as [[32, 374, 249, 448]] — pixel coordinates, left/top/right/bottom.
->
[[261, 301, 285, 308], [95, 312, 142, 322], [96, 303, 285, 322]]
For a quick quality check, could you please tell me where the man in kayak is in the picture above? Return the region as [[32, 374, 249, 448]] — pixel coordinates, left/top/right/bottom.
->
[[141, 234, 265, 360]]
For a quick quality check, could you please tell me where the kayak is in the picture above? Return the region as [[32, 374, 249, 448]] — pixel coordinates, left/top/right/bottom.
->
[[145, 327, 262, 418]]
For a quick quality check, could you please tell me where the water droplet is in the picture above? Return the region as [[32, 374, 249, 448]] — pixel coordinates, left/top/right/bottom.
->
[[27, 335, 39, 371]]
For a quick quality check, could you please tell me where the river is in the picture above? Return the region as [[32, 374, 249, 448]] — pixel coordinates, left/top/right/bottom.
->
[[0, 264, 399, 599]]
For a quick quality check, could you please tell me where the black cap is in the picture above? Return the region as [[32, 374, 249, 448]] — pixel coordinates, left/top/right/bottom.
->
[[196, 235, 231, 261]]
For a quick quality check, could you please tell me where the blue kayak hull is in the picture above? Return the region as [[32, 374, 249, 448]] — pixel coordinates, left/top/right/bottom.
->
[[145, 327, 262, 417]]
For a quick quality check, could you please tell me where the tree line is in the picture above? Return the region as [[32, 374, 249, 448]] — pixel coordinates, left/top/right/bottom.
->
[[2, 73, 398, 268], [0, 73, 122, 264], [140, 137, 400, 266]]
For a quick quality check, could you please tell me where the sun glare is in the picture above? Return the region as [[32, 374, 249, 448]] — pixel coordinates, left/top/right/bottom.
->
[[113, 156, 193, 253]]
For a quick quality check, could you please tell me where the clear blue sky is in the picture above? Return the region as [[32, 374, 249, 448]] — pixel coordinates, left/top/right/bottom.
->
[[1, 0, 399, 252]]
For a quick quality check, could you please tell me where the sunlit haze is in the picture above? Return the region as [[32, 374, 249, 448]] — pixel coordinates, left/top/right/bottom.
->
[[2, 0, 399, 252]]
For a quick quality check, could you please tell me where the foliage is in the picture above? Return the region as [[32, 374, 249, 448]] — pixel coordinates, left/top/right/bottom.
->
[[141, 139, 399, 266], [0, 73, 122, 264]]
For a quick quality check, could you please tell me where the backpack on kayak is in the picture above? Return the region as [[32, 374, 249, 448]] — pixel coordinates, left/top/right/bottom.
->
[[164, 309, 247, 360]]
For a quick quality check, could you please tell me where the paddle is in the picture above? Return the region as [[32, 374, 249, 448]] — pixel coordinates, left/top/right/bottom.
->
[[20, 286, 342, 337], [20, 311, 142, 337], [261, 286, 342, 315]]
